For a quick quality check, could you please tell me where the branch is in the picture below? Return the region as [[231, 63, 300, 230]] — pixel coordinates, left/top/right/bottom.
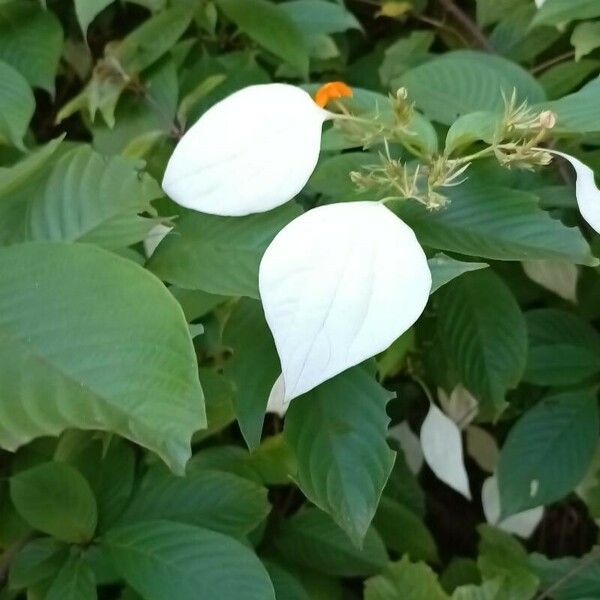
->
[[436, 0, 494, 52]]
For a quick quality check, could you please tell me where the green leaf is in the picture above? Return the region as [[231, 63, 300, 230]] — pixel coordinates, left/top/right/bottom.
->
[[373, 497, 438, 562], [9, 538, 68, 590], [0, 242, 205, 473], [540, 76, 600, 134], [279, 0, 361, 35], [524, 309, 600, 385], [497, 390, 599, 516], [120, 466, 270, 536], [263, 560, 311, 600], [0, 2, 63, 94], [223, 299, 279, 450], [532, 0, 600, 28], [45, 552, 97, 600], [398, 50, 545, 125], [571, 21, 600, 61], [444, 111, 499, 156], [216, 0, 309, 74], [539, 59, 600, 99], [103, 520, 276, 600], [10, 462, 97, 543], [284, 366, 395, 546], [364, 556, 448, 600], [110, 7, 192, 74], [194, 369, 235, 442], [530, 550, 600, 600], [148, 203, 301, 298], [54, 434, 136, 533], [396, 179, 597, 266], [274, 507, 388, 577], [75, 0, 115, 37], [0, 61, 34, 150], [437, 270, 527, 413], [428, 254, 489, 294], [477, 525, 539, 599], [379, 31, 434, 88], [24, 145, 162, 249]]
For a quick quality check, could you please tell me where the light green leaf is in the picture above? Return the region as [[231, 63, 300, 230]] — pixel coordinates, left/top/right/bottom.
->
[[444, 111, 499, 156], [539, 59, 600, 99], [373, 497, 437, 562], [10, 462, 97, 543], [524, 309, 600, 385], [0, 61, 34, 150], [148, 203, 301, 298], [571, 21, 600, 61], [216, 0, 308, 74], [308, 152, 377, 200], [25, 145, 161, 249], [103, 520, 276, 600], [223, 299, 279, 450], [364, 556, 448, 600], [0, 242, 205, 473], [45, 553, 97, 600], [275, 507, 388, 577], [120, 466, 270, 536], [497, 390, 599, 516], [398, 51, 545, 125], [396, 179, 597, 266], [428, 254, 489, 294], [284, 366, 395, 546], [437, 270, 527, 413], [75, 0, 115, 37], [0, 2, 63, 94], [532, 0, 600, 28]]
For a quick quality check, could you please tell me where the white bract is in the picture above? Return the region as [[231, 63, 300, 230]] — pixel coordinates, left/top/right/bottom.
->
[[438, 385, 478, 430], [547, 149, 600, 235], [388, 421, 424, 474], [162, 84, 329, 216], [266, 375, 287, 417], [420, 403, 471, 499], [259, 201, 431, 402], [482, 476, 543, 538]]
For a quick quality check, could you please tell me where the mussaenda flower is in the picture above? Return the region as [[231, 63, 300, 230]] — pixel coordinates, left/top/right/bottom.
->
[[162, 82, 432, 403], [162, 82, 350, 216]]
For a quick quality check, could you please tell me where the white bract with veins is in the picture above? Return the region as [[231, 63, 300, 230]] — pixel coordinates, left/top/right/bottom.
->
[[259, 201, 431, 401], [163, 84, 329, 216], [546, 149, 600, 235], [162, 81, 432, 401]]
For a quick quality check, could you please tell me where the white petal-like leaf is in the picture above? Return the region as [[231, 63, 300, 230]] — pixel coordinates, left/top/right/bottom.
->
[[420, 403, 471, 499], [547, 150, 600, 234], [163, 84, 328, 216], [388, 421, 424, 474], [437, 385, 478, 430], [259, 202, 431, 401], [266, 374, 287, 417], [482, 476, 543, 538]]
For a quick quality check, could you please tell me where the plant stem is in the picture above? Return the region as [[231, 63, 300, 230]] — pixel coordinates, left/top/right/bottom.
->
[[530, 50, 576, 75], [436, 0, 494, 52]]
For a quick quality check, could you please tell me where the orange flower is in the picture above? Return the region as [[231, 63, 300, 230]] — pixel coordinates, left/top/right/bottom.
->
[[313, 81, 352, 108]]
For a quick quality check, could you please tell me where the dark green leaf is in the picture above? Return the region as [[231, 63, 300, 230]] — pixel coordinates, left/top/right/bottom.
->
[[104, 520, 276, 600], [284, 366, 395, 546]]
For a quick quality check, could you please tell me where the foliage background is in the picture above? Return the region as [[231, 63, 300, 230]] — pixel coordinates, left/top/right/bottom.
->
[[1, 0, 600, 598]]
